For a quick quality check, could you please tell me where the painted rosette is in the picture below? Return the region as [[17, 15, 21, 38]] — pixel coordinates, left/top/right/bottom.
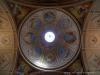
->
[[82, 0, 100, 75], [0, 1, 18, 75]]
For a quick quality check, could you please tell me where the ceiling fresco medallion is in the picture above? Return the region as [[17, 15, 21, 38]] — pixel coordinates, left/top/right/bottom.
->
[[19, 8, 81, 71]]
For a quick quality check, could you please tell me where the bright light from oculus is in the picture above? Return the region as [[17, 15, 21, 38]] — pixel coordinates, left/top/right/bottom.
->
[[44, 31, 55, 43]]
